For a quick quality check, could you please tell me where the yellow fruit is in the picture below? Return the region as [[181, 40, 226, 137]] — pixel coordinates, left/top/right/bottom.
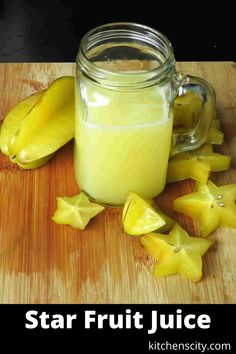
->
[[167, 157, 210, 184], [0, 90, 44, 156], [173, 93, 224, 145], [173, 180, 236, 237], [8, 76, 75, 163], [13, 153, 55, 170], [173, 92, 202, 130], [141, 223, 213, 282], [155, 206, 174, 233], [52, 192, 105, 229], [207, 125, 224, 145], [122, 192, 166, 236], [167, 143, 231, 184], [185, 143, 231, 171]]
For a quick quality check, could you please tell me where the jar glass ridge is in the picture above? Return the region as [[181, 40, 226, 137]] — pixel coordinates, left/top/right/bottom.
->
[[75, 22, 215, 205], [76, 22, 176, 90]]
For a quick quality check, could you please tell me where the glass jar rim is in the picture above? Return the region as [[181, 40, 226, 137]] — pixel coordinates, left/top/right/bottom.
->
[[76, 22, 175, 89]]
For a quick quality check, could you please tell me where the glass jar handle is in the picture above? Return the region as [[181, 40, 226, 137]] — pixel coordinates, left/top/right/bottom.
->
[[172, 73, 216, 154]]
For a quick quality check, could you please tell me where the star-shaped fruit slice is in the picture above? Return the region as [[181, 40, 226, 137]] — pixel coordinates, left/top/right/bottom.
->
[[173, 92, 223, 145], [52, 192, 105, 229], [206, 118, 224, 145], [141, 223, 213, 282], [167, 143, 231, 183], [173, 180, 236, 237], [173, 92, 202, 130], [122, 192, 168, 236]]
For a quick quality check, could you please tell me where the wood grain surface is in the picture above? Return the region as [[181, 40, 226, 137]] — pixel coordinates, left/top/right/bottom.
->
[[0, 62, 235, 304]]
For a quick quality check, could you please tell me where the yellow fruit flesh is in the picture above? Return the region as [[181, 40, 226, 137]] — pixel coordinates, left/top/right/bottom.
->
[[154, 206, 174, 233], [207, 126, 224, 145], [173, 92, 202, 130], [167, 157, 210, 184], [183, 143, 231, 171], [173, 93, 223, 144], [141, 223, 213, 282], [167, 143, 231, 184], [122, 192, 166, 236], [173, 180, 236, 237], [52, 192, 105, 230]]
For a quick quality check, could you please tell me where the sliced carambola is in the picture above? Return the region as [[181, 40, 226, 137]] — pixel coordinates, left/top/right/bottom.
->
[[167, 143, 231, 183], [173, 180, 236, 237], [173, 92, 224, 145], [155, 206, 174, 233], [167, 157, 210, 184], [0, 90, 44, 156], [122, 192, 166, 236], [8, 76, 75, 162], [173, 92, 202, 130], [182, 143, 231, 171], [207, 119, 224, 145], [141, 223, 213, 282], [52, 192, 105, 230]]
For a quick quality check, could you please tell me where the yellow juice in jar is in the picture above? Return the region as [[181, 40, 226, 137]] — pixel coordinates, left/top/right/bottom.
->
[[75, 62, 173, 205]]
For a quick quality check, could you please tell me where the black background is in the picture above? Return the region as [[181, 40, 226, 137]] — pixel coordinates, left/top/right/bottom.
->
[[0, 304, 235, 352], [0, 0, 235, 62]]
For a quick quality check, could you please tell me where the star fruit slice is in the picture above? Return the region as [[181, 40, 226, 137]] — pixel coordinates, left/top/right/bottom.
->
[[173, 92, 202, 130], [8, 76, 75, 163], [0, 90, 45, 156], [206, 118, 224, 145], [141, 223, 213, 282], [172, 143, 231, 171], [166, 157, 210, 184], [167, 143, 231, 184], [122, 192, 168, 236], [154, 206, 175, 234], [173, 92, 224, 145], [52, 192, 105, 229], [173, 180, 236, 237]]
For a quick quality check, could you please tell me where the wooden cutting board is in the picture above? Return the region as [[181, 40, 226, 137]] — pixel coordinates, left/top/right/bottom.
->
[[0, 62, 235, 304]]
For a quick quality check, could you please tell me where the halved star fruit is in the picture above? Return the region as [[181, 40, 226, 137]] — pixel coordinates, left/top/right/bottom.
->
[[141, 223, 213, 282], [122, 192, 166, 236], [52, 192, 105, 230]]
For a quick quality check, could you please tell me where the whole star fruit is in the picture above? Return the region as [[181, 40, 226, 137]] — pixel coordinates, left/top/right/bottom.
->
[[7, 76, 75, 164], [0, 90, 45, 156]]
